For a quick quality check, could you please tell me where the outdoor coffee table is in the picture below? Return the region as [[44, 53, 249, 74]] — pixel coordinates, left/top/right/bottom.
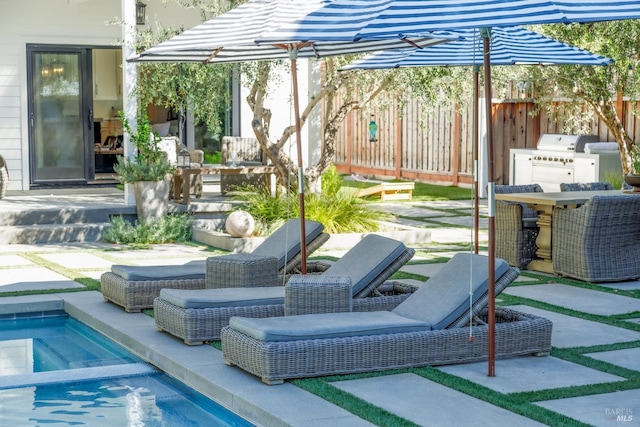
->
[[495, 190, 625, 273]]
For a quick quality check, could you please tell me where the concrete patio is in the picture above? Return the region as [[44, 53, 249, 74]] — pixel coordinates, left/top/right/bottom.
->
[[0, 187, 639, 426]]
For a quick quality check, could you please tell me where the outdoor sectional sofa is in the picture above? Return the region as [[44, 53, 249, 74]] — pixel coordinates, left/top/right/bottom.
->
[[221, 253, 553, 384], [101, 218, 329, 312], [153, 234, 416, 344]]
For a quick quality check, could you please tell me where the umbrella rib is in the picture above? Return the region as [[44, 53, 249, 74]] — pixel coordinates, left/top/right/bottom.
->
[[205, 47, 224, 63]]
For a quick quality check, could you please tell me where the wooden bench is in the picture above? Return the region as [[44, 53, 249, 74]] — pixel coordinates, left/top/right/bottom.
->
[[355, 182, 415, 201]]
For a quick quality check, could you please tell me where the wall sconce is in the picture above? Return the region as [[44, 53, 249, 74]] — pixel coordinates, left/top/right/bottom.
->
[[368, 114, 378, 142], [136, 1, 147, 26], [51, 60, 65, 77], [41, 64, 52, 78], [177, 148, 191, 168]]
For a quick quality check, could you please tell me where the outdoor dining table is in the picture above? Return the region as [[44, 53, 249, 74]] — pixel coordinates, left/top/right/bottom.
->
[[494, 189, 627, 273]]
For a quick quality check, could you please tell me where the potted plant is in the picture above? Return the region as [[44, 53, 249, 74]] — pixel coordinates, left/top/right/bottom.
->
[[624, 144, 640, 192], [113, 110, 175, 220]]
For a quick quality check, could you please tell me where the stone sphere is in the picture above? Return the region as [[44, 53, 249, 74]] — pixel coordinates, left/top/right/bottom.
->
[[225, 210, 255, 237]]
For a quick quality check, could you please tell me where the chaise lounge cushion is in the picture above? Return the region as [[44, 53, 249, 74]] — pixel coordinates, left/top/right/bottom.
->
[[251, 219, 324, 271], [111, 260, 206, 281], [160, 287, 285, 309], [322, 234, 408, 297], [392, 253, 510, 330], [228, 311, 431, 341]]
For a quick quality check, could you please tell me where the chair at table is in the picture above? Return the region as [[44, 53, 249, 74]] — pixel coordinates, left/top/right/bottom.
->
[[559, 182, 614, 191], [495, 184, 544, 268], [552, 195, 640, 282]]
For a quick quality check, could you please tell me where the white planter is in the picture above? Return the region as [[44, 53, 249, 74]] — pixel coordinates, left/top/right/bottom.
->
[[133, 177, 170, 221]]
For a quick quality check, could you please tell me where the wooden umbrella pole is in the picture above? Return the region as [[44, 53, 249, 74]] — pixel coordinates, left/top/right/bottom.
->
[[290, 53, 307, 274], [482, 29, 496, 377]]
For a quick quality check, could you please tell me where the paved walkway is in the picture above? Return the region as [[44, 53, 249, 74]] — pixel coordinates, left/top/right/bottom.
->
[[0, 189, 639, 426]]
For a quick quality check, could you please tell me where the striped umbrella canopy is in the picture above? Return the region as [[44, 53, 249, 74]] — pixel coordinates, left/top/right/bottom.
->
[[259, 0, 638, 377], [340, 26, 613, 70], [132, 0, 457, 63], [132, 0, 457, 274], [340, 25, 613, 257]]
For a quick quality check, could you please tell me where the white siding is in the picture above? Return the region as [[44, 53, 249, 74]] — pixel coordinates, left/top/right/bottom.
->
[[1, 0, 202, 190]]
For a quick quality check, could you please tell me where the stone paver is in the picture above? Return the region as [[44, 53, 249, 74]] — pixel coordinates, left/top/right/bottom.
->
[[38, 253, 114, 269], [438, 356, 625, 393], [0, 267, 84, 291], [505, 283, 640, 315], [507, 305, 640, 348], [536, 390, 639, 427], [0, 255, 33, 267], [585, 348, 640, 372], [332, 373, 545, 427]]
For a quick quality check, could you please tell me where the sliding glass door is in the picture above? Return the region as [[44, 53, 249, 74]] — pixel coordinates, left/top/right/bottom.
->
[[27, 45, 93, 185]]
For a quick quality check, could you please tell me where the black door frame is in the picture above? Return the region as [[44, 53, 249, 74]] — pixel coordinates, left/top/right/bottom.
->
[[26, 44, 94, 187]]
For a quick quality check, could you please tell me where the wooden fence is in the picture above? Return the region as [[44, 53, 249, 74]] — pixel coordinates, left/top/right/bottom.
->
[[331, 89, 640, 186]]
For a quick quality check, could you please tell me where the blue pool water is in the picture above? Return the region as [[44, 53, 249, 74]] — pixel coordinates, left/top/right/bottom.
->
[[0, 313, 254, 426]]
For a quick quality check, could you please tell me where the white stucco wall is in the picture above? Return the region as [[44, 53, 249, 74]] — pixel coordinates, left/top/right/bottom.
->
[[0, 0, 202, 190]]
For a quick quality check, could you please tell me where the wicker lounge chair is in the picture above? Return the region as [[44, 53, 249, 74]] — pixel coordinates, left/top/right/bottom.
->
[[552, 195, 640, 282], [153, 234, 416, 344], [221, 253, 553, 384], [495, 184, 543, 268], [559, 181, 615, 191], [101, 219, 329, 312]]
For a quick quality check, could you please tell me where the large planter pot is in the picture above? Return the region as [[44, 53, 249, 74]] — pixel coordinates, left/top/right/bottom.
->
[[0, 155, 7, 199], [624, 174, 640, 192], [133, 177, 170, 221]]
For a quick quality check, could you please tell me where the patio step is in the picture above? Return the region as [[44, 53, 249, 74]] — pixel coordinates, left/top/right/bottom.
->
[[0, 223, 111, 244], [0, 200, 234, 245]]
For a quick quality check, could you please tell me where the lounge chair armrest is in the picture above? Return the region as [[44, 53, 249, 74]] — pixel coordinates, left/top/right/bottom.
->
[[285, 275, 352, 315], [206, 253, 278, 288]]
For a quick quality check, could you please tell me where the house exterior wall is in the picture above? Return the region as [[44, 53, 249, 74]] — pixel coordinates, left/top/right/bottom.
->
[[0, 0, 202, 190]]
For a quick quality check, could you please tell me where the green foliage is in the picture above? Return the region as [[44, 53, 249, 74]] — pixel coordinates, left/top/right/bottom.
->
[[102, 214, 193, 244], [232, 176, 392, 235], [604, 170, 624, 189], [321, 164, 343, 196], [204, 151, 222, 164], [630, 144, 640, 175], [113, 110, 174, 183], [341, 180, 473, 201]]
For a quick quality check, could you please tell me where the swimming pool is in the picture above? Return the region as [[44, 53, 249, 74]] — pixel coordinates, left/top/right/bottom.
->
[[0, 313, 255, 426]]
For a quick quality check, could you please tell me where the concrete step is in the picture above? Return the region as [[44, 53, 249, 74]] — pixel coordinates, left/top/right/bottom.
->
[[0, 223, 111, 244]]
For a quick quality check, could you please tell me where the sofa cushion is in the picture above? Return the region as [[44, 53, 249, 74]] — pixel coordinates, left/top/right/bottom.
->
[[159, 286, 285, 309], [251, 219, 324, 271], [228, 311, 431, 341], [392, 253, 510, 330], [323, 234, 407, 297], [111, 260, 206, 281]]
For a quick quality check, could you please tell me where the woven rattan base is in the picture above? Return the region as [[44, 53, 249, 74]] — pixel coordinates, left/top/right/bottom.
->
[[221, 308, 552, 384]]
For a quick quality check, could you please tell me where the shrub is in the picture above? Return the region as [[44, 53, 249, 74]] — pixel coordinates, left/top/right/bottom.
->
[[231, 166, 392, 234], [102, 214, 193, 244]]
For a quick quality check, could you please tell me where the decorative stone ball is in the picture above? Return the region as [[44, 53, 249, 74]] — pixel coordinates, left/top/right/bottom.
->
[[225, 210, 255, 237]]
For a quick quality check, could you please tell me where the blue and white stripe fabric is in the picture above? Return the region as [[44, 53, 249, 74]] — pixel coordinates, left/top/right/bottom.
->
[[132, 0, 457, 63], [340, 26, 613, 70], [260, 0, 640, 43]]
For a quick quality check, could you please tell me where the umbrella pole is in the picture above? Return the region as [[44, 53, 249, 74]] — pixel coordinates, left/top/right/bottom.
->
[[473, 65, 480, 255], [290, 52, 308, 274], [482, 28, 496, 377]]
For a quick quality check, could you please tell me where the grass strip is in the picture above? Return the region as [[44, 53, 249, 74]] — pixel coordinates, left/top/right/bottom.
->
[[292, 374, 419, 427]]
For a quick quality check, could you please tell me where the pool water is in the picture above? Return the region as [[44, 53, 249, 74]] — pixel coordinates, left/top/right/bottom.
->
[[0, 313, 254, 426]]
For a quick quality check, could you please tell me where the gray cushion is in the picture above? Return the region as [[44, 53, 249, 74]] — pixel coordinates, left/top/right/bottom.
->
[[228, 311, 431, 341], [392, 253, 510, 330], [159, 287, 285, 309], [111, 260, 206, 281], [251, 219, 324, 271], [323, 234, 407, 296]]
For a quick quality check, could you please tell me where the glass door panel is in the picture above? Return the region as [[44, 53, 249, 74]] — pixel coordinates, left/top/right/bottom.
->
[[29, 49, 91, 184]]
